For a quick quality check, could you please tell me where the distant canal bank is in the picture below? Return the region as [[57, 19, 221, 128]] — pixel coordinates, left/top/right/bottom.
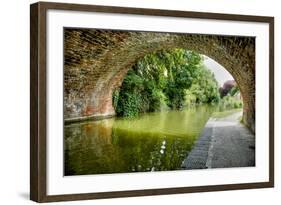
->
[[64, 105, 243, 175]]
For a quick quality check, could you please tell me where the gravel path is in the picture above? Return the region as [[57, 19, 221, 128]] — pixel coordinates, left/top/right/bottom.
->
[[182, 111, 255, 169]]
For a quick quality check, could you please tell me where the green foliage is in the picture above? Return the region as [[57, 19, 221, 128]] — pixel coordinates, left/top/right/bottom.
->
[[218, 95, 243, 111], [162, 50, 199, 109], [187, 66, 220, 105], [113, 71, 143, 117], [229, 86, 239, 97], [116, 92, 142, 117], [113, 49, 221, 117], [217, 85, 242, 111]]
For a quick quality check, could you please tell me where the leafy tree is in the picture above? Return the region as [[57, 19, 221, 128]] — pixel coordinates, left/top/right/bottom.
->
[[187, 66, 220, 104], [113, 49, 221, 117]]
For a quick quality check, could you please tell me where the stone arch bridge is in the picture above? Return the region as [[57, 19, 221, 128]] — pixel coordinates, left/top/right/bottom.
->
[[64, 29, 255, 132]]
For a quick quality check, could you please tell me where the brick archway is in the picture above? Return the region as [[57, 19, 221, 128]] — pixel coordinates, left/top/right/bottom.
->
[[64, 29, 255, 132]]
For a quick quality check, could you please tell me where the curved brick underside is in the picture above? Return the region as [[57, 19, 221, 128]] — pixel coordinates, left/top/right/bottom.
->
[[64, 28, 255, 132]]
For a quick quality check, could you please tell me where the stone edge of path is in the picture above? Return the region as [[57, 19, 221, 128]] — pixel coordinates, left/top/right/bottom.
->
[[181, 119, 215, 169]]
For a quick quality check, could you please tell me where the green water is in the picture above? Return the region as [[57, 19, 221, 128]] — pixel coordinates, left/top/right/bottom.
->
[[64, 105, 215, 175]]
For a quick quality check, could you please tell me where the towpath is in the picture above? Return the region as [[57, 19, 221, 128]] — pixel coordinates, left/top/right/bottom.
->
[[182, 111, 255, 169]]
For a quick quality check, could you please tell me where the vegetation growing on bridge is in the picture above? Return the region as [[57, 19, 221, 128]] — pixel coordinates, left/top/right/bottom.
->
[[113, 49, 241, 118]]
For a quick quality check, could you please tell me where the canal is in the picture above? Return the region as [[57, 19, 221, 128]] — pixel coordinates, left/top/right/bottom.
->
[[64, 105, 217, 175]]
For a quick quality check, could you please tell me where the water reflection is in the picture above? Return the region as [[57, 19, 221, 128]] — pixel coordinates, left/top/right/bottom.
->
[[64, 105, 215, 175]]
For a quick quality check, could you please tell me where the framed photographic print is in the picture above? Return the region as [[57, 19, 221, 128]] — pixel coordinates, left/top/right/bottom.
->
[[30, 1, 274, 202]]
